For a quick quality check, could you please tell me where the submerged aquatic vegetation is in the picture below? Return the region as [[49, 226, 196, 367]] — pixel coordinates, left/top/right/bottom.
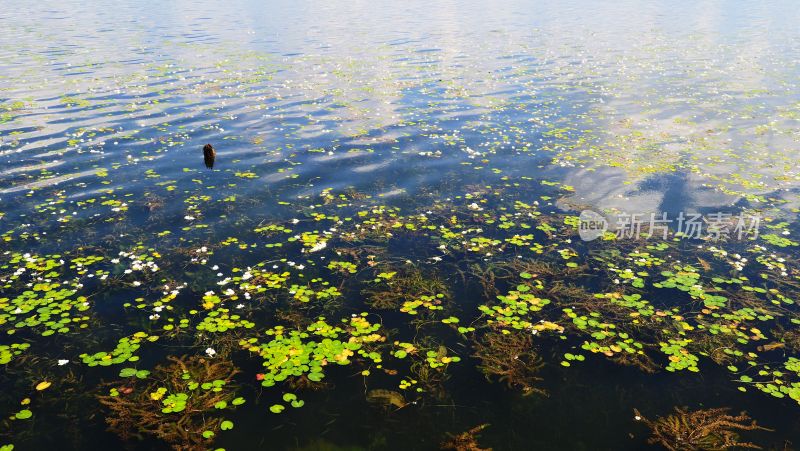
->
[[473, 331, 545, 395], [634, 407, 769, 450], [98, 355, 241, 450], [366, 389, 407, 410], [362, 266, 450, 311], [440, 424, 492, 451], [2, 170, 800, 449]]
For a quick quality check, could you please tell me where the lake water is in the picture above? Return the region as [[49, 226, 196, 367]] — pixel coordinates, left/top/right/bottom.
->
[[2, 1, 800, 450]]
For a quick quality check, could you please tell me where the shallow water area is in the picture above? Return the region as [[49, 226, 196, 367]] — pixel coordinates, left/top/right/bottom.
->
[[1, 1, 800, 450]]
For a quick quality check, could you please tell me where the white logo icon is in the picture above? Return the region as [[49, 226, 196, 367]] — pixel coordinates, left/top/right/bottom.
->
[[578, 210, 607, 241]]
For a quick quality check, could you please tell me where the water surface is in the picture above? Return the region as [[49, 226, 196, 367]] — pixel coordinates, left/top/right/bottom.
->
[[1, 1, 800, 450]]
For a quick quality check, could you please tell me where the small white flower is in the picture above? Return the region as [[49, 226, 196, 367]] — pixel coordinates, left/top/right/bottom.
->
[[149, 314, 160, 320], [205, 348, 216, 357], [184, 215, 195, 221], [58, 359, 69, 366]]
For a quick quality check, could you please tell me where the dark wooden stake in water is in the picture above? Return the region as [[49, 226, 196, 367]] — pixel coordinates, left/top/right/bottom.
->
[[203, 143, 215, 169]]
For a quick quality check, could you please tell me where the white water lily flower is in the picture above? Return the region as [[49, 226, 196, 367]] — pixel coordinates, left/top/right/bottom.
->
[[58, 359, 69, 366], [205, 348, 216, 357]]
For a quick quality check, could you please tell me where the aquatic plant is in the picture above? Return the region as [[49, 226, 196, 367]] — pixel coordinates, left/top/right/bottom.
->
[[440, 424, 492, 451], [362, 266, 449, 311], [98, 355, 241, 450], [366, 389, 407, 410], [241, 314, 384, 387], [473, 331, 545, 395], [633, 407, 768, 450], [403, 341, 460, 399], [80, 332, 156, 366]]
